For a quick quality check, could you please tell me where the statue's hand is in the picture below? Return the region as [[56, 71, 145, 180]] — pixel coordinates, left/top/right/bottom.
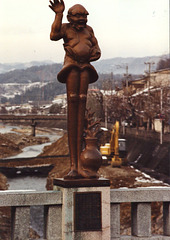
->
[[90, 47, 101, 62], [49, 0, 65, 14]]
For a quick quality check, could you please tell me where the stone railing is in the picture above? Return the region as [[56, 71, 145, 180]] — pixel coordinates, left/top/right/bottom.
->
[[0, 190, 62, 240], [0, 187, 170, 240], [110, 188, 170, 240]]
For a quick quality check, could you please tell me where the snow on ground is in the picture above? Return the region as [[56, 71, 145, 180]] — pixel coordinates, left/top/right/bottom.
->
[[131, 166, 169, 186]]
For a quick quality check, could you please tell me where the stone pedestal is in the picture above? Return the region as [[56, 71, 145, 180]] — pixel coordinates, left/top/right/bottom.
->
[[53, 178, 110, 240]]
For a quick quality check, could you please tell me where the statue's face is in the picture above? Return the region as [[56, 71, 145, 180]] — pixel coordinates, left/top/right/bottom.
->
[[70, 13, 87, 30], [67, 4, 89, 31]]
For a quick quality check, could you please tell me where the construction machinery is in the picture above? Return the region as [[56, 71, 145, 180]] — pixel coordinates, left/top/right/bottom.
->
[[100, 121, 127, 167]]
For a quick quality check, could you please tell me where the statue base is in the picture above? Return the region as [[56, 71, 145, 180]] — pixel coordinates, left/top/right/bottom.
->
[[53, 177, 110, 188], [53, 178, 110, 240]]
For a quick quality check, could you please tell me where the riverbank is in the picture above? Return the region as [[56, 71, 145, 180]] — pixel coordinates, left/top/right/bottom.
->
[[125, 133, 170, 184], [42, 133, 168, 189], [0, 132, 50, 158], [0, 125, 64, 240], [0, 127, 168, 189], [0, 126, 169, 238]]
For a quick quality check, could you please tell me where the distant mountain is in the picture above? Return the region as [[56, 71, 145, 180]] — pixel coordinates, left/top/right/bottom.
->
[[0, 63, 62, 84], [0, 60, 54, 74], [0, 63, 63, 101], [92, 55, 168, 75], [0, 55, 167, 76], [0, 54, 168, 103]]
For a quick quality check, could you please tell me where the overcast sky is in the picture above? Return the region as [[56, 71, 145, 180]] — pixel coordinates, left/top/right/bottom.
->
[[0, 0, 169, 63]]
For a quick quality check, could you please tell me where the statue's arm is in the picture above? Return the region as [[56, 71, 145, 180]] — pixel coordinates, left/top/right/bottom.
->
[[88, 26, 101, 62], [49, 0, 65, 40]]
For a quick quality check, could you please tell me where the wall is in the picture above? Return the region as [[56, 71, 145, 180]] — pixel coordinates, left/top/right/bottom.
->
[[125, 132, 170, 184]]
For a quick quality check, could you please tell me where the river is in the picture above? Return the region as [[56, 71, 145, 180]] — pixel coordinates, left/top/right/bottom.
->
[[0, 123, 63, 191], [0, 123, 63, 239], [7, 142, 52, 159]]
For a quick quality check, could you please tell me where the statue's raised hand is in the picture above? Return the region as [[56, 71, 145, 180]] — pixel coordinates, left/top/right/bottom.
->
[[49, 0, 65, 14]]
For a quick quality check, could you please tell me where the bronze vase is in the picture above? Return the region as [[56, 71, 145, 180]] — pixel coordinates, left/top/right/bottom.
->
[[80, 137, 102, 178]]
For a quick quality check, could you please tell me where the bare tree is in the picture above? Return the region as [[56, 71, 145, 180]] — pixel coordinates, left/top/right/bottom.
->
[[157, 58, 170, 70], [87, 89, 104, 120]]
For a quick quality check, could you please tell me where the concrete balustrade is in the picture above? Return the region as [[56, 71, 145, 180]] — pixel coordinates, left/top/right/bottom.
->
[[0, 190, 62, 240], [110, 188, 170, 240], [0, 187, 170, 240]]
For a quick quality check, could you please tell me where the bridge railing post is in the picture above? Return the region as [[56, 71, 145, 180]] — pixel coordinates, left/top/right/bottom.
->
[[44, 205, 62, 240], [131, 202, 151, 237], [163, 202, 170, 236], [110, 203, 120, 239], [11, 206, 30, 240]]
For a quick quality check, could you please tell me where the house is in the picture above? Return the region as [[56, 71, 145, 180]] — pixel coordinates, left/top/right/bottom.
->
[[128, 68, 170, 132], [128, 68, 170, 94]]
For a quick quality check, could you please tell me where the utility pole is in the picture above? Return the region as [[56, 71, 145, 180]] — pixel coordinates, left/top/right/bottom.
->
[[102, 82, 108, 129], [105, 99, 108, 129], [144, 61, 155, 131], [160, 88, 163, 144], [41, 71, 45, 103], [144, 61, 155, 90], [123, 64, 131, 95], [110, 72, 115, 89]]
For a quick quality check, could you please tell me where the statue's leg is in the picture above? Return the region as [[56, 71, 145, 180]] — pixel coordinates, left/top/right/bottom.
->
[[77, 70, 99, 178], [64, 68, 80, 179], [77, 69, 89, 176]]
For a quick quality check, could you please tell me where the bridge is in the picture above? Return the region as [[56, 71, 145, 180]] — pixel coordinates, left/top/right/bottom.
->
[[0, 114, 67, 136], [0, 114, 67, 121], [0, 187, 169, 239]]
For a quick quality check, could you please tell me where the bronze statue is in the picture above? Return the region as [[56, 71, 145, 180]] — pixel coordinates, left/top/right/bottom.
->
[[49, 0, 101, 178]]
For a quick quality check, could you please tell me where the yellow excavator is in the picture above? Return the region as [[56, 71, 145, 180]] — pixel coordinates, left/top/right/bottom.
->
[[100, 121, 127, 167]]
